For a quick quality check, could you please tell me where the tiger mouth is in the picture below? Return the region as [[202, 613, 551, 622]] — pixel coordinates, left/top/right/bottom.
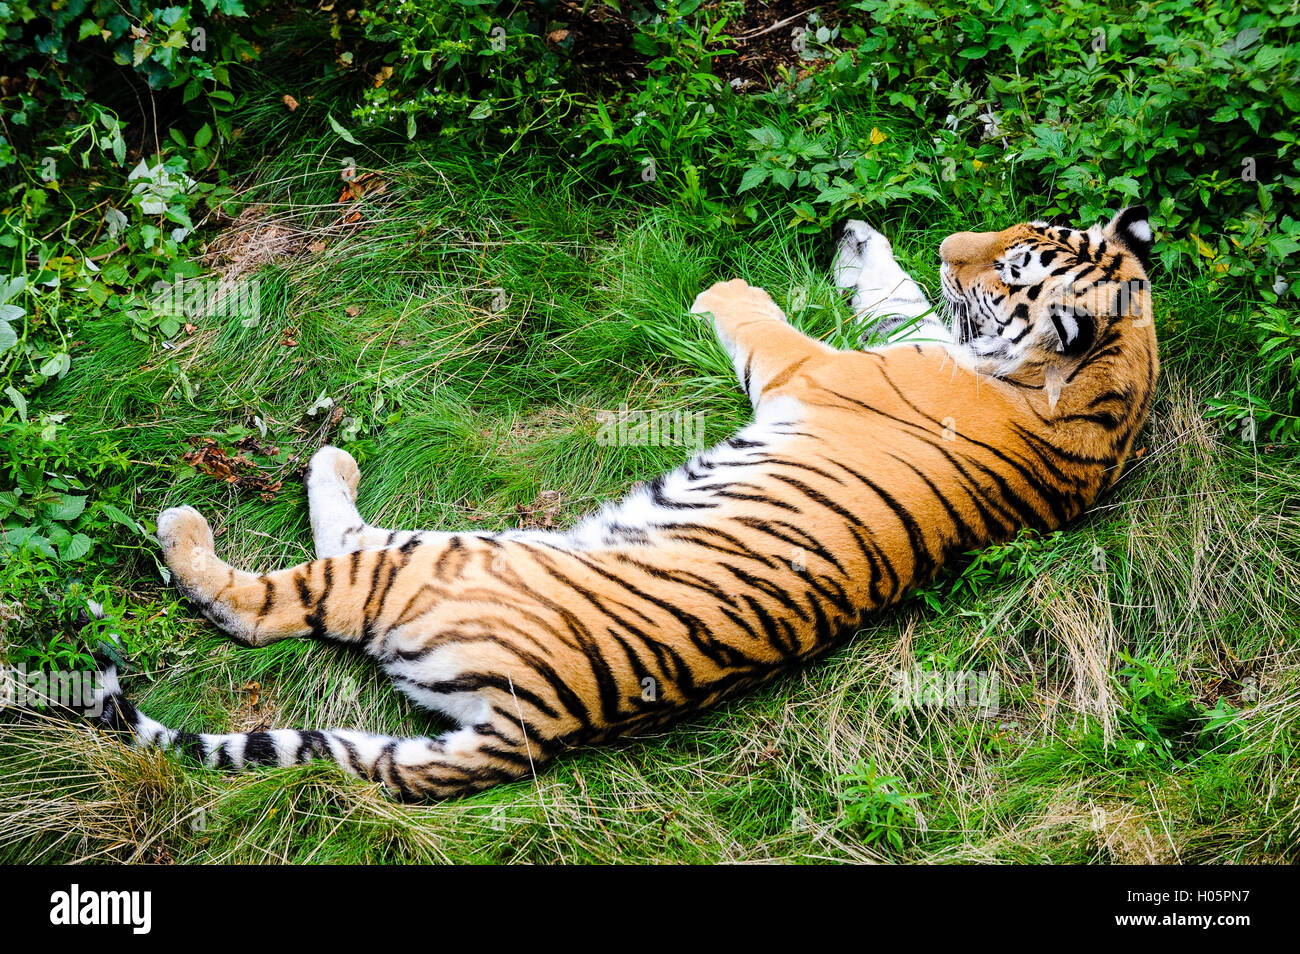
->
[[950, 297, 973, 344], [939, 268, 973, 344]]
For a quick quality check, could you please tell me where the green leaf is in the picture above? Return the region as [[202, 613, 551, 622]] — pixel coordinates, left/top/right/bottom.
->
[[737, 166, 769, 193], [60, 533, 93, 561], [327, 113, 361, 145], [100, 503, 139, 533], [1106, 175, 1142, 199], [1223, 26, 1262, 55], [770, 168, 795, 189], [748, 126, 784, 149], [4, 385, 26, 422], [1265, 234, 1300, 258], [165, 207, 194, 229], [0, 276, 25, 304], [3, 528, 56, 559], [50, 495, 88, 521], [39, 353, 69, 378], [0, 320, 15, 354]]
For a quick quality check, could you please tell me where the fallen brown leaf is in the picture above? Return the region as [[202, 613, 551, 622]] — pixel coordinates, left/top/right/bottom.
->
[[234, 435, 280, 457], [183, 437, 283, 501], [514, 489, 563, 529], [338, 171, 386, 203], [240, 681, 262, 707]]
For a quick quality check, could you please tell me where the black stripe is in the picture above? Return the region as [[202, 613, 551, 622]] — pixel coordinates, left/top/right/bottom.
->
[[257, 577, 275, 618], [243, 731, 278, 766]]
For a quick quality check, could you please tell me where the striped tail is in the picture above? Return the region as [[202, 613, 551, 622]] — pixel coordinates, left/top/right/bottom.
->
[[93, 665, 542, 799]]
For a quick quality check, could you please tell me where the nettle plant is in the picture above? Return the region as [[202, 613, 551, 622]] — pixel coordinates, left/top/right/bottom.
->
[[0, 1, 266, 403], [0, 406, 138, 566], [736, 119, 940, 231], [580, 0, 738, 206], [354, 0, 572, 145], [355, 0, 745, 205], [829, 0, 1299, 256]]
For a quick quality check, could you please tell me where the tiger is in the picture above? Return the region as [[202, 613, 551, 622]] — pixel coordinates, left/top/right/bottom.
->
[[95, 207, 1158, 799]]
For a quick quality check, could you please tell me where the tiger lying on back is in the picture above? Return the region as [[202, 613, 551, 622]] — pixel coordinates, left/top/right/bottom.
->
[[98, 208, 1158, 798]]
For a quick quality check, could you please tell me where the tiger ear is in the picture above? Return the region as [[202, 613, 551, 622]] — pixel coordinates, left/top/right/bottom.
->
[[1105, 205, 1152, 269]]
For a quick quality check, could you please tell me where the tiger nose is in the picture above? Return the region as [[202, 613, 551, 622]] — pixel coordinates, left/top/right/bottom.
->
[[940, 230, 1005, 264]]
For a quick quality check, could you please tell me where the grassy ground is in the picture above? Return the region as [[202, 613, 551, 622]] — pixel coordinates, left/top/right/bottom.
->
[[2, 118, 1299, 863]]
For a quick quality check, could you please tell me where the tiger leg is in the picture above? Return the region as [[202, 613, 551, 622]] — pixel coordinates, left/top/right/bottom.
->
[[306, 445, 425, 557], [157, 504, 388, 647], [832, 220, 948, 344], [690, 278, 833, 406], [98, 664, 541, 798]]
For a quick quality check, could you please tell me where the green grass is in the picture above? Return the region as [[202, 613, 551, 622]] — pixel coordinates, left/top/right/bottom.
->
[[2, 121, 1299, 863]]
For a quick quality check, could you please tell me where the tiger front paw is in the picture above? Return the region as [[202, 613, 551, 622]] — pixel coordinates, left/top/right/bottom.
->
[[690, 279, 784, 322]]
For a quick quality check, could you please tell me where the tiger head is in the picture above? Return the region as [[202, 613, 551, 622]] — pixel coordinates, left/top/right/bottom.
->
[[938, 206, 1154, 378]]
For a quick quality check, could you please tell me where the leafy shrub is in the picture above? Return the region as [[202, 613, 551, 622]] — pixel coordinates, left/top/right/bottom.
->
[[0, 1, 273, 408], [817, 0, 1298, 269], [1110, 651, 1243, 766], [0, 406, 139, 565], [0, 2, 276, 663], [838, 759, 929, 851], [354, 0, 745, 205]]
